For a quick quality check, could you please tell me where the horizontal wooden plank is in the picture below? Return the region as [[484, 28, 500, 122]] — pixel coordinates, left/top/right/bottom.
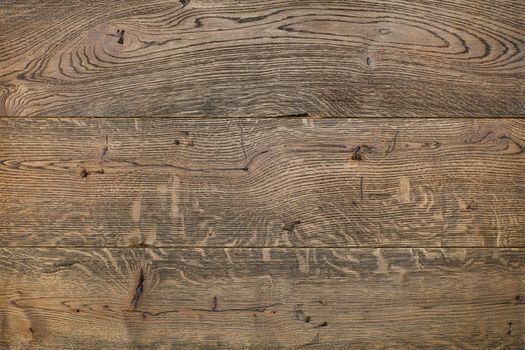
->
[[0, 0, 524, 117], [1, 118, 524, 247], [1, 248, 524, 349]]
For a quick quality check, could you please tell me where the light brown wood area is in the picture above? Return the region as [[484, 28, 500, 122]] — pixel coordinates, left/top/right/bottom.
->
[[1, 0, 525, 349], [1, 248, 525, 349], [1, 118, 524, 248], [0, 0, 524, 117]]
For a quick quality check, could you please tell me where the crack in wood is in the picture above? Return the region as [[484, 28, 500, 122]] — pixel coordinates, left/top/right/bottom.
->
[[53, 260, 79, 268], [293, 304, 312, 323], [125, 151, 268, 173], [100, 134, 109, 159], [385, 130, 399, 155], [131, 268, 145, 309], [212, 296, 218, 311], [239, 122, 248, 165], [313, 321, 328, 328], [131, 302, 281, 317]]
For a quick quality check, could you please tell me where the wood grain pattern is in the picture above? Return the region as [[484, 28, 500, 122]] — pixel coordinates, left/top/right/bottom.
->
[[1, 248, 524, 349], [1, 0, 524, 117], [1, 118, 524, 247], [1, 2, 524, 348]]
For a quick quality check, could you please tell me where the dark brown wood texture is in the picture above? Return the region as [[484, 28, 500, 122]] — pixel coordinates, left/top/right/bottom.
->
[[1, 248, 525, 349], [0, 0, 524, 117], [1, 118, 524, 248]]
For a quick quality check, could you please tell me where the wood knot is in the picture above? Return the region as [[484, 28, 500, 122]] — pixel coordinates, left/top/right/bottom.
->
[[293, 304, 312, 323], [351, 146, 364, 161], [283, 220, 301, 233], [116, 29, 125, 45]]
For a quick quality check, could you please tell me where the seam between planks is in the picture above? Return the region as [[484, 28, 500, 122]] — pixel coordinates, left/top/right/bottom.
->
[[2, 246, 525, 249], [2, 115, 525, 120]]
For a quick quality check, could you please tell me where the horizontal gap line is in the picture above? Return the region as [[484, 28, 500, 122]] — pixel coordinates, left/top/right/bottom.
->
[[1, 246, 524, 249], [1, 116, 525, 120]]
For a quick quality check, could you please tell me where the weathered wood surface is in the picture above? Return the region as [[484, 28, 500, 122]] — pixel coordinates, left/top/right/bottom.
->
[[1, 118, 524, 247], [1, 0, 524, 117], [1, 2, 524, 348], [1, 248, 524, 349]]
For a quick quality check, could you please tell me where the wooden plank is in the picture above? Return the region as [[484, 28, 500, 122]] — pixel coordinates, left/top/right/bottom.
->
[[1, 248, 524, 349], [1, 118, 524, 247], [0, 0, 523, 117]]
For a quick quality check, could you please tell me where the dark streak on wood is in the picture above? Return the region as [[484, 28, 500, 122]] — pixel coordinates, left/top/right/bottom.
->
[[53, 260, 78, 269], [116, 30, 125, 45], [386, 131, 399, 155], [100, 135, 109, 159], [212, 296, 218, 311], [131, 268, 145, 309], [313, 321, 328, 328], [80, 168, 88, 178]]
